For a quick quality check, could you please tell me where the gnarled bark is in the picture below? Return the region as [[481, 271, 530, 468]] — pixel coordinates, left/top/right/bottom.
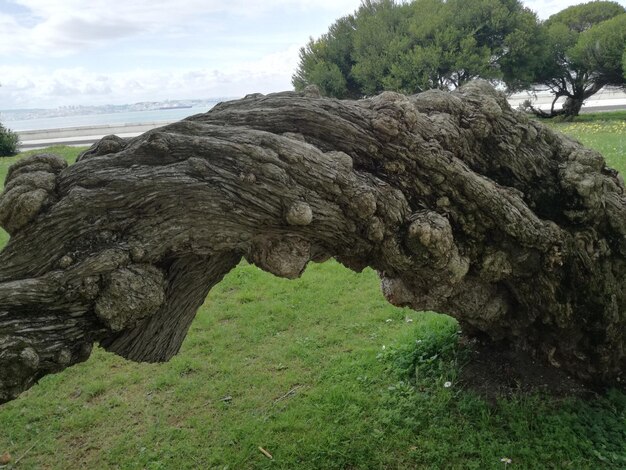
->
[[1, 81, 625, 404]]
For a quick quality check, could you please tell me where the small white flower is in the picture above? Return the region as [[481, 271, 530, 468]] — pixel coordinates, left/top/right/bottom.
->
[[444, 381, 452, 388], [405, 317, 413, 323], [382, 345, 386, 350], [385, 318, 393, 323], [500, 457, 512, 465]]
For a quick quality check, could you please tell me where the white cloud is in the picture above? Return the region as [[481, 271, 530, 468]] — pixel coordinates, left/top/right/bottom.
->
[[2, 1, 622, 57], [0, 0, 351, 107], [2, 0, 619, 109], [0, 44, 301, 108], [1, 0, 359, 56]]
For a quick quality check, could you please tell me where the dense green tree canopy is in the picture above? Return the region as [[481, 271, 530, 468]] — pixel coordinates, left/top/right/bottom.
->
[[293, 0, 625, 118], [544, 0, 624, 31], [292, 15, 361, 98], [292, 0, 541, 98]]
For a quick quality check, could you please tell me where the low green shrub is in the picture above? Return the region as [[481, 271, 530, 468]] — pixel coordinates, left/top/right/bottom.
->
[[0, 124, 20, 157], [0, 123, 19, 157]]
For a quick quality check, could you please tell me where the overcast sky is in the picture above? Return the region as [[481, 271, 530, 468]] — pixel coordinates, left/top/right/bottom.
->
[[0, 0, 623, 109]]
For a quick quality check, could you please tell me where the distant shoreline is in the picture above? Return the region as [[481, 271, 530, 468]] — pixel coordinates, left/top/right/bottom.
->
[[6, 104, 218, 133], [16, 94, 626, 151]]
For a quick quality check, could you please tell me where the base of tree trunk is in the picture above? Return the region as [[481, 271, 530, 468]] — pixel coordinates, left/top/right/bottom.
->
[[459, 336, 600, 401]]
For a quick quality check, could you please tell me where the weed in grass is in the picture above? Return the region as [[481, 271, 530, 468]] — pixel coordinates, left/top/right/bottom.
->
[[379, 315, 460, 384]]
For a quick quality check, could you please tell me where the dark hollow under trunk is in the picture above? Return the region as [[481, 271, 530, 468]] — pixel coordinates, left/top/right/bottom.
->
[[0, 81, 625, 404]]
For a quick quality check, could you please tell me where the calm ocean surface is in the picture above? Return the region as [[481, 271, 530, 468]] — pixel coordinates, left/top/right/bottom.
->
[[3, 105, 218, 132]]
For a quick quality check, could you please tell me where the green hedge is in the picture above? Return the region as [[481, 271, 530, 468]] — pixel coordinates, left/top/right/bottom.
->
[[0, 123, 19, 157]]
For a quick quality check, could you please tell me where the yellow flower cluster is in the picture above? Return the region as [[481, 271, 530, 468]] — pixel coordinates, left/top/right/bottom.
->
[[558, 120, 626, 135]]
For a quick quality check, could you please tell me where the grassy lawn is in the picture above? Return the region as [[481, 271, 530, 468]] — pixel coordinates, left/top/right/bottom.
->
[[546, 117, 626, 175], [0, 115, 625, 470]]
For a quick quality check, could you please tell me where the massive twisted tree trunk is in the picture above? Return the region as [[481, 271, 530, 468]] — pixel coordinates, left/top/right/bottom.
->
[[1, 81, 625, 404]]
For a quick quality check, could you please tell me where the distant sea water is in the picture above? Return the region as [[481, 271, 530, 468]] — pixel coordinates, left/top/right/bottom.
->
[[2, 105, 218, 132]]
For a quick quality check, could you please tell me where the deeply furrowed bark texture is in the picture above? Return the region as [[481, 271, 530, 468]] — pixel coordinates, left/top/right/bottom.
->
[[0, 81, 625, 404]]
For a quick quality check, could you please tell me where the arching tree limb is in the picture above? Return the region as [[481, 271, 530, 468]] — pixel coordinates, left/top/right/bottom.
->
[[1, 81, 625, 404]]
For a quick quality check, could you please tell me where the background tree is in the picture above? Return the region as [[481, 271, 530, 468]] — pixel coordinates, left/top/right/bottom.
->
[[393, 0, 542, 92], [293, 0, 541, 97], [528, 1, 626, 117], [349, 0, 411, 95], [292, 15, 360, 98]]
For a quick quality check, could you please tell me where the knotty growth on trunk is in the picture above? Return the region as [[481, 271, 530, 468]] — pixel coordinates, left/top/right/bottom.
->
[[1, 81, 625, 404]]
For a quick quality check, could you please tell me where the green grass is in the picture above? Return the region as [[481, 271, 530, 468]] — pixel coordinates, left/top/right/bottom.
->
[[544, 115, 626, 175], [559, 110, 626, 123], [0, 121, 625, 469]]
